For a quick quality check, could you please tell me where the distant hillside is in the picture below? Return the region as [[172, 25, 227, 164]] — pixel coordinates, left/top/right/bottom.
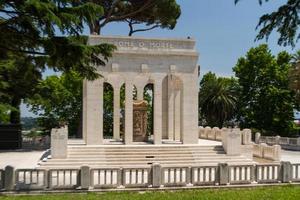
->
[[21, 117, 38, 130]]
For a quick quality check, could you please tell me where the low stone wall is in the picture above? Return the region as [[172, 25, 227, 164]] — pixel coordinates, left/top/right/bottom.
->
[[253, 143, 281, 161], [198, 126, 252, 145], [199, 126, 253, 158], [1, 162, 300, 192], [22, 136, 50, 150], [255, 133, 300, 151]]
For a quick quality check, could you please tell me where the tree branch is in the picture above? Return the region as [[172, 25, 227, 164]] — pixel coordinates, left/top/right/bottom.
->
[[0, 45, 47, 55], [129, 24, 160, 36], [100, 0, 155, 28]]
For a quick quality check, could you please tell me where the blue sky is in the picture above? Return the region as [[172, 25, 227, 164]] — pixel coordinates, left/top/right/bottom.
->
[[21, 0, 298, 117]]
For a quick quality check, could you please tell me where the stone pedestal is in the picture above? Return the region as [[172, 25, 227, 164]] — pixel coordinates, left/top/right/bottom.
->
[[133, 100, 148, 142], [51, 126, 68, 159]]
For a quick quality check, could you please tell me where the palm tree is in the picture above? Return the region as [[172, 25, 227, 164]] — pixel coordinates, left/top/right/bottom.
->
[[199, 73, 238, 128]]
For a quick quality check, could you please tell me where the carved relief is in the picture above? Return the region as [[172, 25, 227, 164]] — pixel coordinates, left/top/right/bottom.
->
[[133, 100, 148, 142]]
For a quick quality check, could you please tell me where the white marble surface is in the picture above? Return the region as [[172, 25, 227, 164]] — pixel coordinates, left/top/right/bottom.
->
[[281, 150, 300, 163], [0, 150, 44, 168]]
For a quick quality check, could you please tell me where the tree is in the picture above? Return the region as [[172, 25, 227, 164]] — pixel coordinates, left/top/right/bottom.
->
[[85, 0, 181, 35], [27, 71, 83, 136], [233, 44, 297, 135], [235, 0, 300, 47], [0, 53, 42, 124], [289, 50, 300, 103], [0, 1, 115, 124], [199, 72, 238, 128], [0, 1, 115, 78]]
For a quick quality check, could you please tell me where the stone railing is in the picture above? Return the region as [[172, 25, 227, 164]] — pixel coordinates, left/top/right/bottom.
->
[[1, 162, 300, 192], [198, 126, 252, 145], [253, 143, 281, 161], [22, 136, 50, 150], [199, 127, 253, 159], [255, 133, 300, 151]]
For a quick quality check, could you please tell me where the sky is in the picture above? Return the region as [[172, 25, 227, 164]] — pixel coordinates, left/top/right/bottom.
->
[[21, 0, 298, 117]]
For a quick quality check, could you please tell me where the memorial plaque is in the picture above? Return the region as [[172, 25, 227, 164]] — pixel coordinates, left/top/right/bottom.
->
[[133, 100, 148, 142]]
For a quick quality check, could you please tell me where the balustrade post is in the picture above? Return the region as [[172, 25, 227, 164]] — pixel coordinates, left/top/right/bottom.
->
[[218, 163, 229, 185], [281, 162, 292, 183], [186, 167, 193, 186], [255, 132, 261, 144], [275, 136, 281, 145], [4, 165, 15, 191], [80, 166, 90, 190], [152, 163, 162, 188]]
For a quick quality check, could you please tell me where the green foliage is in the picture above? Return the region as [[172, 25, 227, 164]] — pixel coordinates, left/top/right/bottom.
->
[[27, 71, 83, 136], [84, 0, 181, 35], [199, 72, 238, 128], [0, 1, 115, 79], [235, 0, 300, 47], [289, 50, 300, 103], [126, 0, 181, 36], [0, 1, 116, 124], [0, 53, 42, 123], [21, 117, 38, 130], [103, 83, 114, 136], [233, 44, 297, 136]]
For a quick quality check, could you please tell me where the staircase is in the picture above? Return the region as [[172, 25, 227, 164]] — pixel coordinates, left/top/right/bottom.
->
[[38, 144, 254, 169]]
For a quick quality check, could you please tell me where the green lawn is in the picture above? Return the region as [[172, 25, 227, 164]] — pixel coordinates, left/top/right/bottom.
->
[[0, 185, 300, 200]]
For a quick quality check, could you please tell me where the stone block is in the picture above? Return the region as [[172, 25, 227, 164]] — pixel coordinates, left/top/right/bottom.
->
[[4, 165, 15, 191], [152, 163, 161, 188], [51, 126, 68, 159], [204, 126, 211, 139], [222, 129, 241, 156], [281, 161, 292, 183], [218, 163, 229, 185], [255, 132, 261, 144], [242, 129, 252, 145], [198, 126, 204, 138], [80, 166, 90, 189]]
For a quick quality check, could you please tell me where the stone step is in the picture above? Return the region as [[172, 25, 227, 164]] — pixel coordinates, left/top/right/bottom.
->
[[67, 146, 223, 150], [38, 160, 254, 169], [67, 154, 227, 158], [44, 156, 243, 163], [41, 158, 250, 166], [67, 151, 225, 155]]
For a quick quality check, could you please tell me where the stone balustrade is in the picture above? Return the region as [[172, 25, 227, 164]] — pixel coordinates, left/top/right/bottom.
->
[[255, 133, 300, 151], [22, 136, 50, 150], [253, 143, 281, 161], [1, 162, 300, 192], [199, 126, 253, 158], [198, 126, 252, 145]]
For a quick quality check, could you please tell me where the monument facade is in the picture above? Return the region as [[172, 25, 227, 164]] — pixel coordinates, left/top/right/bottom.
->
[[82, 35, 199, 145]]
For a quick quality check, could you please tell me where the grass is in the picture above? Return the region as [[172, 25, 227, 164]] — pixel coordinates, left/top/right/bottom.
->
[[0, 185, 300, 200]]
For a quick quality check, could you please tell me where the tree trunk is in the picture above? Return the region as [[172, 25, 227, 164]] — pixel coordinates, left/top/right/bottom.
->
[[89, 20, 101, 35], [10, 97, 21, 124]]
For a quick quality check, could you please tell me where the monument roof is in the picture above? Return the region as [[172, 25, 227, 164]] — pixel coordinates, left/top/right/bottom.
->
[[88, 35, 198, 56]]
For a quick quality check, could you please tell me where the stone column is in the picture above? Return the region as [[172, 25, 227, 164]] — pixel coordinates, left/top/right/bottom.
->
[[83, 79, 103, 145], [113, 86, 120, 140], [154, 78, 163, 144], [181, 75, 198, 144], [167, 75, 174, 140], [174, 89, 181, 141], [125, 81, 133, 144]]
